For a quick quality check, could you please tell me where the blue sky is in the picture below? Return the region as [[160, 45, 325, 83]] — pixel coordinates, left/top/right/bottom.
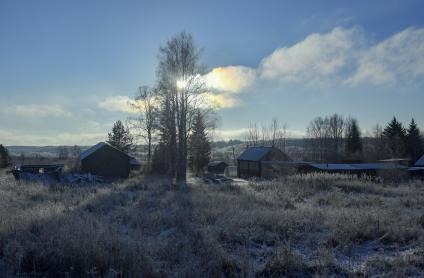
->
[[0, 0, 423, 145]]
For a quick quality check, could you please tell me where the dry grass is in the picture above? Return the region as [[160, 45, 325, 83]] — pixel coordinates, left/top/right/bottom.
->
[[0, 169, 423, 277]]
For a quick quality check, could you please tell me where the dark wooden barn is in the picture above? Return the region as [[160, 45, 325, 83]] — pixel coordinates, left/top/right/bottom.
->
[[79, 142, 139, 179], [237, 147, 289, 178], [207, 161, 228, 174]]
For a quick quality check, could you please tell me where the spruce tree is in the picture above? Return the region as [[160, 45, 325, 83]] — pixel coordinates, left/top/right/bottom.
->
[[383, 117, 407, 157], [345, 118, 362, 155], [188, 111, 211, 175], [0, 144, 10, 168], [107, 120, 134, 154], [406, 118, 424, 162]]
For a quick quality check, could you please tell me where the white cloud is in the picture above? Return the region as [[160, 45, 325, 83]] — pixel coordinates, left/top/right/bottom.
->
[[200, 92, 240, 109], [346, 27, 424, 85], [259, 27, 361, 82], [98, 95, 137, 113], [204, 66, 256, 93], [208, 26, 423, 89], [3, 104, 72, 118]]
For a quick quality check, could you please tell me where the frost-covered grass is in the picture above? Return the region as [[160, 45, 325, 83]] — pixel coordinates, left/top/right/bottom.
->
[[0, 169, 423, 277]]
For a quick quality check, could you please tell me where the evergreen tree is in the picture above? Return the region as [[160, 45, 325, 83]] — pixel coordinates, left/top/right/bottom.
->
[[345, 117, 362, 155], [0, 144, 10, 168], [107, 120, 134, 154], [406, 118, 424, 161], [383, 117, 407, 157], [188, 111, 211, 175]]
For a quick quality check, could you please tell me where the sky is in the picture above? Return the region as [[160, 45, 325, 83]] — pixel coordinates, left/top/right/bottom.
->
[[0, 0, 424, 146]]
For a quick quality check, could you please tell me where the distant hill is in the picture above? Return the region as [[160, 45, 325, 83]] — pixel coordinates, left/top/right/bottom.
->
[[5, 146, 88, 157]]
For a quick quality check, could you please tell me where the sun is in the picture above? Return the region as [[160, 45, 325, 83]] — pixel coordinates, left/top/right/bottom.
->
[[176, 78, 187, 89]]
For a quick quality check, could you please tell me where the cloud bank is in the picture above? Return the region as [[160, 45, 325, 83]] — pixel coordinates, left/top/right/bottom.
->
[[98, 95, 136, 113], [97, 27, 423, 113], [203, 26, 424, 106], [2, 104, 72, 118]]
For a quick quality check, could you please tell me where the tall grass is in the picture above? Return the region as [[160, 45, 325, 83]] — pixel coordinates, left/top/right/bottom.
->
[[0, 170, 422, 276]]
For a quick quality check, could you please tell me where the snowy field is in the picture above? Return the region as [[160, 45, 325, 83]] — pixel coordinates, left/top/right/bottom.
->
[[0, 170, 423, 277]]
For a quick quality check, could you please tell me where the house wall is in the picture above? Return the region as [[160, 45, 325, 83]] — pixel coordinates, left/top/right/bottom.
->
[[81, 146, 130, 179], [237, 160, 261, 178], [237, 148, 290, 178]]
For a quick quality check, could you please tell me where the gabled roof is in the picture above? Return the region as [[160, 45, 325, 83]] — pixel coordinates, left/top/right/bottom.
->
[[79, 142, 130, 161], [237, 147, 273, 161], [415, 154, 424, 166]]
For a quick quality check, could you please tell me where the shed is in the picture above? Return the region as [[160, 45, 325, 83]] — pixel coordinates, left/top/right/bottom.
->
[[415, 154, 424, 166], [129, 157, 141, 170], [79, 142, 136, 179], [207, 161, 228, 174], [237, 146, 289, 178], [410, 155, 424, 179]]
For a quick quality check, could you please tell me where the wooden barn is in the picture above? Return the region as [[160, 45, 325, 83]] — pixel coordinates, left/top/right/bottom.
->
[[79, 142, 140, 179], [207, 161, 228, 174], [237, 146, 289, 178]]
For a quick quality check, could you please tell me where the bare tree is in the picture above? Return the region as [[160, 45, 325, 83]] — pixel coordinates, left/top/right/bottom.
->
[[305, 114, 345, 162], [246, 118, 288, 151], [247, 122, 260, 147], [156, 31, 206, 183], [327, 113, 345, 161], [269, 118, 288, 151], [130, 86, 159, 171], [306, 116, 329, 162]]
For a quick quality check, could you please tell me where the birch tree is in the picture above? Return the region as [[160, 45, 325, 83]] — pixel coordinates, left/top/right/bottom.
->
[[156, 31, 205, 183]]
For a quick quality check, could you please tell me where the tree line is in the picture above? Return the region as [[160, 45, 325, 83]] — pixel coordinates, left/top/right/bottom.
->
[[304, 114, 424, 163]]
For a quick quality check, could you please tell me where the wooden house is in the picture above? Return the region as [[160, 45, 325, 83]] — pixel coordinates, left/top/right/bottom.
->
[[237, 147, 289, 178], [207, 161, 228, 174], [79, 142, 140, 179]]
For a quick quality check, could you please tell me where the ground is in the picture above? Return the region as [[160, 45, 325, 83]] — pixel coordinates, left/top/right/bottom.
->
[[0, 169, 423, 277]]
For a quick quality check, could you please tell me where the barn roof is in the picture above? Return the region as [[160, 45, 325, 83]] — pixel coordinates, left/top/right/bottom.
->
[[309, 163, 357, 171], [409, 166, 424, 171], [79, 142, 130, 161], [237, 147, 273, 161], [309, 162, 406, 171], [415, 154, 424, 166]]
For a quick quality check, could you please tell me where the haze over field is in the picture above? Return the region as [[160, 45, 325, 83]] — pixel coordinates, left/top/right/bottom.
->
[[0, 0, 424, 146]]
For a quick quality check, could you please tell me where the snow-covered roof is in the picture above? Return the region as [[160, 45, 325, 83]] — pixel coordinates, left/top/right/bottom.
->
[[408, 166, 424, 171], [262, 160, 308, 165], [79, 142, 107, 160], [79, 142, 131, 161], [237, 147, 273, 161], [309, 162, 406, 171], [309, 163, 357, 171], [415, 154, 424, 166]]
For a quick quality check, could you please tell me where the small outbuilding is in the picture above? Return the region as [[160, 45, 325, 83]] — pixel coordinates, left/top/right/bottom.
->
[[207, 161, 228, 174], [237, 146, 290, 178], [409, 154, 424, 179], [415, 154, 424, 167], [79, 142, 140, 179]]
